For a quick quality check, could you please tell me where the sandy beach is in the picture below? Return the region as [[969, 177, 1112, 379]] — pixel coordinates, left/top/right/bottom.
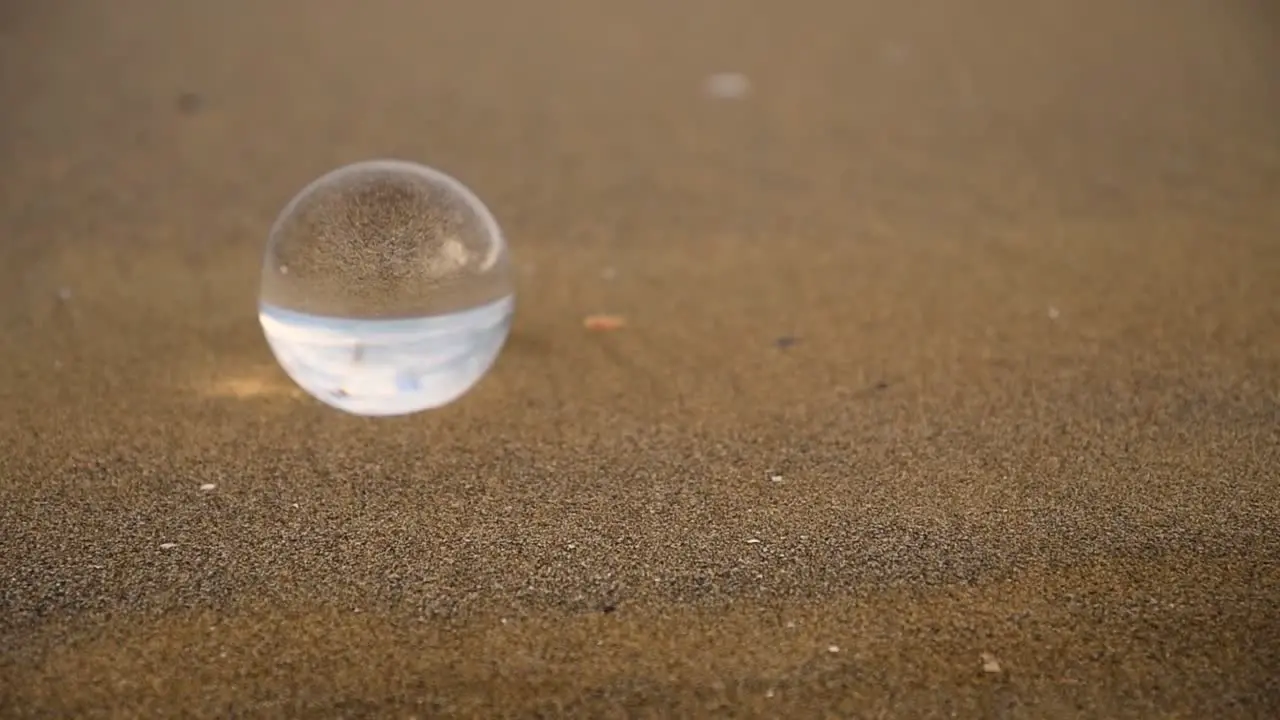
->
[[2, 0, 1278, 716]]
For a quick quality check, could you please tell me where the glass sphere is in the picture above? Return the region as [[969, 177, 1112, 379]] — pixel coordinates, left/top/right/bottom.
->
[[258, 159, 514, 416]]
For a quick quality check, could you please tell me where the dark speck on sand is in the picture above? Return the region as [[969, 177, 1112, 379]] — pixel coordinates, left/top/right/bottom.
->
[[176, 91, 203, 115]]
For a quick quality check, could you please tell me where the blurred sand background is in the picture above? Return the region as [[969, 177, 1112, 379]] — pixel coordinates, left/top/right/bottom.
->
[[1, 0, 1278, 716]]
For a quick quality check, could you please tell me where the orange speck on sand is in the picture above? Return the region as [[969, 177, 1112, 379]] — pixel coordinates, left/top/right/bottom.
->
[[583, 314, 626, 331]]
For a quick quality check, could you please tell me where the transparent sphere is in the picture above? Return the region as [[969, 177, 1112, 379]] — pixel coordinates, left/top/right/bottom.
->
[[258, 159, 514, 416]]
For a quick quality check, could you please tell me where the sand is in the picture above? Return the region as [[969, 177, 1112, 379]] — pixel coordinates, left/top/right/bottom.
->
[[2, 0, 1278, 717]]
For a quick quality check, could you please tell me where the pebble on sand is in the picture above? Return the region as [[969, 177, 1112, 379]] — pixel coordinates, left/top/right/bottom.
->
[[199, 483, 216, 491], [159, 543, 177, 550], [705, 72, 751, 99], [981, 652, 1003, 673]]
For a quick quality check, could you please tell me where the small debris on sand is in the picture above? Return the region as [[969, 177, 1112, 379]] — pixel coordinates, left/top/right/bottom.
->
[[159, 543, 177, 550], [706, 72, 751, 99], [827, 645, 840, 654], [199, 483, 216, 491], [584, 314, 626, 331], [981, 652, 1003, 673], [176, 91, 203, 114]]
